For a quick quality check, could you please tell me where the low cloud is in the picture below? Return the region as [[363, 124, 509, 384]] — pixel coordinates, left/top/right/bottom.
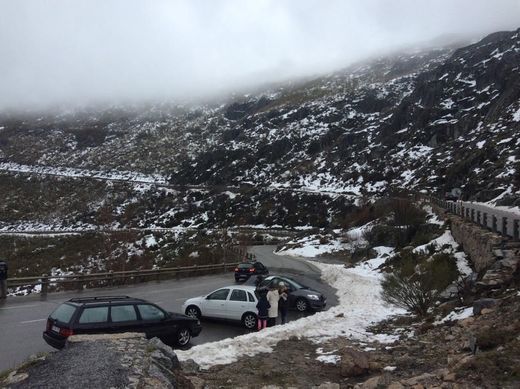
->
[[0, 0, 519, 111]]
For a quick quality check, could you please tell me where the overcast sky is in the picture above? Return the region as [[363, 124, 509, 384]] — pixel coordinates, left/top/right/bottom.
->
[[0, 0, 519, 111]]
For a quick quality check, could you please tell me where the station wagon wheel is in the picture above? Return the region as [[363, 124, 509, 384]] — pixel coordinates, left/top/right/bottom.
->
[[176, 328, 191, 347], [295, 298, 308, 312], [185, 306, 201, 319], [242, 312, 257, 329]]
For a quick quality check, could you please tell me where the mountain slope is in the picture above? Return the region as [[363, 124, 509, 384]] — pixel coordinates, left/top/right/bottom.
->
[[1, 28, 519, 228]]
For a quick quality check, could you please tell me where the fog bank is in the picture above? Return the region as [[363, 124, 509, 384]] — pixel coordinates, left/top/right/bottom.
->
[[0, 0, 519, 111]]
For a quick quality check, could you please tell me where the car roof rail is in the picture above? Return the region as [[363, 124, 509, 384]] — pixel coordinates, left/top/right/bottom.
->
[[68, 296, 133, 303]]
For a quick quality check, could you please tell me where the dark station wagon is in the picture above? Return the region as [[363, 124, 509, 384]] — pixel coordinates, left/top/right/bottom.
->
[[43, 296, 201, 349]]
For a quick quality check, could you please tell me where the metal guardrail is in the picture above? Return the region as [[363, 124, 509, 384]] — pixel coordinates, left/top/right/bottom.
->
[[7, 262, 241, 297], [429, 197, 520, 241]]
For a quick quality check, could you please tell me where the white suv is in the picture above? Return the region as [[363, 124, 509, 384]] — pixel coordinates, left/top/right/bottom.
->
[[182, 285, 258, 329]]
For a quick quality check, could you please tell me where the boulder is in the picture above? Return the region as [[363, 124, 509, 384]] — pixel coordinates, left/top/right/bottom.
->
[[472, 298, 499, 315], [340, 348, 370, 377]]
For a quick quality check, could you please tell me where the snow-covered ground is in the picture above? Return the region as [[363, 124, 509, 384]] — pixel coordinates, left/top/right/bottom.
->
[[176, 249, 405, 369], [275, 225, 371, 258]]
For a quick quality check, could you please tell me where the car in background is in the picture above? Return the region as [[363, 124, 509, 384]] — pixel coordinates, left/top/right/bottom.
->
[[234, 261, 269, 282], [256, 275, 326, 312], [43, 296, 201, 349], [182, 285, 258, 329]]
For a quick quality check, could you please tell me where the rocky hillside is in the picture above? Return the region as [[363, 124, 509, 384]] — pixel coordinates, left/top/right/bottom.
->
[[1, 28, 519, 204], [1, 28, 519, 279]]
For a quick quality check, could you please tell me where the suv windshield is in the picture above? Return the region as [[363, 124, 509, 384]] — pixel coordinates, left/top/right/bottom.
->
[[49, 303, 76, 323]]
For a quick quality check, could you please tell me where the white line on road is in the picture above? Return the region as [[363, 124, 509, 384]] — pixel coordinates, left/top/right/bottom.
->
[[20, 318, 47, 324], [0, 304, 40, 310]]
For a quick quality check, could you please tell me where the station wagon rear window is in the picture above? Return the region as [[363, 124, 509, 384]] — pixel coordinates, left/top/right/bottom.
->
[[49, 303, 76, 323]]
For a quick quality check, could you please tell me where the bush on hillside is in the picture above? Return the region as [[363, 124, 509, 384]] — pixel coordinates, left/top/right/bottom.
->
[[381, 252, 459, 316], [390, 198, 427, 227]]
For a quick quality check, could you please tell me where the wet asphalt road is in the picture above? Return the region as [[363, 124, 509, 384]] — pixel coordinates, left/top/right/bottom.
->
[[0, 246, 338, 373]]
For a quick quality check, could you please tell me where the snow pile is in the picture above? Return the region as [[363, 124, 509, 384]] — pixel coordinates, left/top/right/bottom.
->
[[413, 230, 458, 254], [413, 229, 472, 277], [276, 225, 371, 258], [176, 252, 405, 369], [316, 350, 341, 364], [276, 235, 346, 257], [434, 307, 473, 325]]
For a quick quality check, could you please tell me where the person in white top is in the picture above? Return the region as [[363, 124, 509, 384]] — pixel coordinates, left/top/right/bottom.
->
[[266, 285, 279, 327]]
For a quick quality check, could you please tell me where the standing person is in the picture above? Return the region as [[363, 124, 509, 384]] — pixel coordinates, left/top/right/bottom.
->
[[278, 282, 289, 324], [256, 289, 270, 330], [266, 285, 279, 327], [0, 260, 8, 299]]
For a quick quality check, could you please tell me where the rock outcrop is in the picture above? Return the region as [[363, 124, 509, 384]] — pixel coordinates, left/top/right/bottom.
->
[[1, 333, 191, 389]]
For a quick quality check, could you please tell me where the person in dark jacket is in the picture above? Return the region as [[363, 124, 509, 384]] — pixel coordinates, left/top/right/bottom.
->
[[0, 260, 8, 299], [256, 289, 270, 330], [278, 282, 289, 324]]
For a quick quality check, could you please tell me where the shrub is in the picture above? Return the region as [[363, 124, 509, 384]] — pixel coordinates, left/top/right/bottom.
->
[[381, 252, 459, 316], [390, 198, 426, 226], [381, 273, 436, 316], [363, 224, 413, 248]]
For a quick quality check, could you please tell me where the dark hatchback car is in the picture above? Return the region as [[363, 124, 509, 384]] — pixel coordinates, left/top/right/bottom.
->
[[256, 275, 326, 312], [234, 261, 269, 282], [43, 296, 201, 349]]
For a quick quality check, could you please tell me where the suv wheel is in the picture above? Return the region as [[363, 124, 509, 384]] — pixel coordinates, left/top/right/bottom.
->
[[295, 298, 308, 312], [242, 312, 257, 329], [176, 328, 191, 347], [185, 306, 201, 319]]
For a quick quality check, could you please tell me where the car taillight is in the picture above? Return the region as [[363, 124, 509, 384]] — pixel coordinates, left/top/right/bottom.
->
[[46, 319, 52, 331], [249, 268, 255, 272], [59, 328, 74, 338], [234, 268, 239, 272]]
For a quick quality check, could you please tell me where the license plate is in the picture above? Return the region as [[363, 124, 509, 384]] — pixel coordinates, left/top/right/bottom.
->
[[52, 325, 60, 333]]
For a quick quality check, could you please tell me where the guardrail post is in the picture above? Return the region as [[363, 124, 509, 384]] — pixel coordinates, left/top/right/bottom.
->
[[76, 275, 84, 292], [41, 274, 48, 297], [514, 220, 520, 241], [502, 217, 508, 237], [175, 266, 180, 280], [476, 211, 481, 226], [492, 215, 497, 233], [156, 269, 161, 283], [108, 270, 114, 286], [483, 213, 488, 229]]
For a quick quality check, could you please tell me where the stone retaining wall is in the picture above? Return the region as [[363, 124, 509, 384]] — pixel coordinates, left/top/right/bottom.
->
[[432, 204, 520, 289]]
